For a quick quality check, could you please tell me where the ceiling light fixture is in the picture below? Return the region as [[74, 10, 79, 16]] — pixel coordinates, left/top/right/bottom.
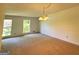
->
[[39, 4, 51, 21]]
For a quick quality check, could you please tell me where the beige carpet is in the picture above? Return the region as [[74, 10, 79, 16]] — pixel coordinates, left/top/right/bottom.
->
[[2, 33, 79, 55]]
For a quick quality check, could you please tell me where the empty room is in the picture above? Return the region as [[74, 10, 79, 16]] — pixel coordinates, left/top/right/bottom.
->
[[0, 3, 79, 55]]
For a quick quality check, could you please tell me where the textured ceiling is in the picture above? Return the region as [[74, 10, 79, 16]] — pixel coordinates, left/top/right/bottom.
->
[[1, 3, 79, 17]]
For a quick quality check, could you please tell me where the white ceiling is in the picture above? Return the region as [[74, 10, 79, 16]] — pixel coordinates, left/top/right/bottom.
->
[[1, 3, 79, 17]]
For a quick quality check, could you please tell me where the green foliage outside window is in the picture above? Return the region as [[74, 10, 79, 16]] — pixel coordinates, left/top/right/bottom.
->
[[23, 20, 30, 33]]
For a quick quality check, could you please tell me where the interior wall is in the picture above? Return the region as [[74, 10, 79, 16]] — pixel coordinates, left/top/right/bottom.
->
[[0, 5, 5, 50], [11, 16, 23, 36], [30, 17, 40, 33], [40, 6, 79, 45]]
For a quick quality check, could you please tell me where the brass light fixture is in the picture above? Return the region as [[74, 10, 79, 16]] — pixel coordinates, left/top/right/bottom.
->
[[39, 4, 51, 21]]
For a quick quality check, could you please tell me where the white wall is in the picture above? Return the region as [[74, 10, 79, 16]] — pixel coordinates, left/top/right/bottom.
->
[[40, 6, 79, 45]]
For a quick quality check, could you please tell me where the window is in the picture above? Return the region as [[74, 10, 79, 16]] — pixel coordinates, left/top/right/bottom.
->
[[23, 20, 30, 33], [2, 19, 12, 37]]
